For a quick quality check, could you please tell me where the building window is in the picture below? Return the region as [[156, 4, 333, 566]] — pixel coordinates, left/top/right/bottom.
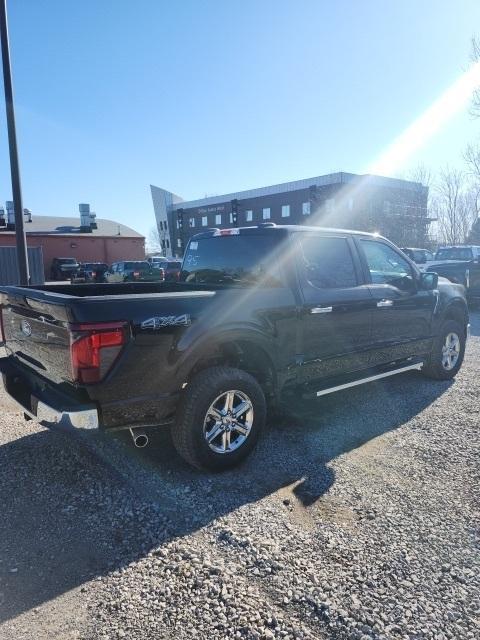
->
[[325, 198, 335, 214], [229, 213, 233, 224], [164, 221, 168, 230], [159, 221, 163, 230], [215, 214, 222, 225], [202, 216, 208, 227], [263, 207, 271, 220], [189, 218, 195, 228], [246, 210, 253, 222], [166, 239, 170, 249], [177, 239, 182, 248], [302, 202, 311, 216], [281, 205, 290, 218]]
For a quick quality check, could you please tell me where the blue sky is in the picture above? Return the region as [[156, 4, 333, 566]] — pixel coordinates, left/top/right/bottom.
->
[[0, 0, 479, 237]]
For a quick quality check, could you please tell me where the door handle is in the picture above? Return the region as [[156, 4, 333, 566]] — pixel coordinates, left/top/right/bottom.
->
[[377, 299, 393, 307], [310, 306, 333, 314]]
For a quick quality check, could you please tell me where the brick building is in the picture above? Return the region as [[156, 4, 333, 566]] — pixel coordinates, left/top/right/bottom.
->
[[0, 206, 145, 278], [151, 172, 431, 257]]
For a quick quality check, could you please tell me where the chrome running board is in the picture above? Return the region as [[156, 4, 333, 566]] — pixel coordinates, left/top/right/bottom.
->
[[316, 362, 424, 397]]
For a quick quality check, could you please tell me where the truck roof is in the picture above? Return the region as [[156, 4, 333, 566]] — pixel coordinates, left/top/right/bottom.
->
[[437, 245, 480, 249], [191, 223, 381, 241]]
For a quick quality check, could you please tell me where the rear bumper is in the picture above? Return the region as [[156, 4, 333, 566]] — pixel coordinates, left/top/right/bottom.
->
[[0, 355, 99, 430]]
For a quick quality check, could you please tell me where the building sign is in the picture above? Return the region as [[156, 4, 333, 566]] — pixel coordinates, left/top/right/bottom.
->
[[198, 205, 225, 214]]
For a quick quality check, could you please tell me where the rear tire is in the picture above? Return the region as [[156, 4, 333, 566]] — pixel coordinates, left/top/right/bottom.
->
[[422, 319, 466, 380], [172, 367, 266, 471]]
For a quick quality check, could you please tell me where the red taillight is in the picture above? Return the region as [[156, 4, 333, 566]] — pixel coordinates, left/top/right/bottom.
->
[[69, 321, 128, 383]]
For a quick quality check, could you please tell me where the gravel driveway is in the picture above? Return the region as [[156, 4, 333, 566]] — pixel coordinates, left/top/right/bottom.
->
[[0, 313, 479, 640]]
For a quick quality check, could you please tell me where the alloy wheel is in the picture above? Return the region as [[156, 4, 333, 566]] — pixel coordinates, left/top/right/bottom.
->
[[203, 390, 254, 454]]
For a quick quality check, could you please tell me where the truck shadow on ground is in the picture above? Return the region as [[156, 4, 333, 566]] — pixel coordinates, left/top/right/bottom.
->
[[0, 368, 457, 624]]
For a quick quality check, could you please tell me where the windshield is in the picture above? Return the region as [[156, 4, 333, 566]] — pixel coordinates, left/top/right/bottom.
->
[[181, 234, 285, 286], [435, 248, 474, 261]]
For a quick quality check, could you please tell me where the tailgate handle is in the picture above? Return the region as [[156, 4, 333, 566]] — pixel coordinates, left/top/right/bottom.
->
[[377, 299, 393, 308], [310, 306, 333, 314]]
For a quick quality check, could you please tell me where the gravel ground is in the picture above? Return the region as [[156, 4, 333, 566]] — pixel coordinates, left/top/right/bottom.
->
[[0, 313, 479, 640]]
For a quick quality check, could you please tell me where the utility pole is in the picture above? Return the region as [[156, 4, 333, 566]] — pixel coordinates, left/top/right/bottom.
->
[[0, 0, 29, 284]]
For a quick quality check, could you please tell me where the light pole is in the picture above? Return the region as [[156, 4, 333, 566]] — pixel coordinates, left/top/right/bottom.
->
[[0, 0, 29, 285]]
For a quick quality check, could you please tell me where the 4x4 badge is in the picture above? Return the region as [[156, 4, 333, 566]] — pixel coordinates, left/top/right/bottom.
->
[[141, 314, 191, 329]]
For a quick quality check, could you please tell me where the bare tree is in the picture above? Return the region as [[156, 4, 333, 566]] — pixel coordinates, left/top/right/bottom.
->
[[471, 36, 480, 118], [147, 225, 168, 255], [464, 142, 480, 219], [433, 167, 476, 244], [408, 163, 432, 188]]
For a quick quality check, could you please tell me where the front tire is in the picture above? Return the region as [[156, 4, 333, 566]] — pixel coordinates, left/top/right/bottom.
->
[[422, 319, 466, 380], [172, 367, 266, 471]]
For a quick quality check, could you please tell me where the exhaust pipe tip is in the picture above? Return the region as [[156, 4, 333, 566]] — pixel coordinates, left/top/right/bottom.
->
[[129, 428, 149, 448]]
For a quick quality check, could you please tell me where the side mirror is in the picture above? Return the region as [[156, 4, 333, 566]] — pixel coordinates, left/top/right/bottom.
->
[[420, 272, 438, 290]]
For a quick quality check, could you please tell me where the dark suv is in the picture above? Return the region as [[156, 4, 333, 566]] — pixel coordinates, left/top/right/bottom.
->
[[401, 247, 434, 264], [71, 262, 109, 283], [156, 260, 182, 281], [105, 261, 165, 283], [50, 257, 80, 280]]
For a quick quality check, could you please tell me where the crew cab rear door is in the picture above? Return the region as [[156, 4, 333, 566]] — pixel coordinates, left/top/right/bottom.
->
[[295, 233, 374, 383], [357, 238, 435, 366]]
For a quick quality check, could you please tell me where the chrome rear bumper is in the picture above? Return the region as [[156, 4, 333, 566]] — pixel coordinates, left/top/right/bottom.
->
[[0, 355, 99, 430]]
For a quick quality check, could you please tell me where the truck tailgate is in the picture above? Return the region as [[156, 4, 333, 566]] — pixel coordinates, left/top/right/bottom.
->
[[1, 294, 73, 385]]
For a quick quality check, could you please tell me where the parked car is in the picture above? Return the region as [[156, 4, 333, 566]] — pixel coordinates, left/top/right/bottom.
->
[[156, 260, 182, 281], [147, 256, 167, 268], [105, 261, 165, 283], [427, 245, 480, 304], [0, 225, 469, 471], [50, 257, 80, 280], [400, 247, 435, 264], [71, 262, 109, 283]]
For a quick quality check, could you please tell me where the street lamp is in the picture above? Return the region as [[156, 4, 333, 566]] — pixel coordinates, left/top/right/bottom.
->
[[0, 0, 29, 284]]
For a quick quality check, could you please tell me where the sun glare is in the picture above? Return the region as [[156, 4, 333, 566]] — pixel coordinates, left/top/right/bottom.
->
[[367, 61, 480, 176]]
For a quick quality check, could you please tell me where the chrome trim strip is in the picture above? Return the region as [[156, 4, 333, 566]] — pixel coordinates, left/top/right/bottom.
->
[[311, 306, 333, 314], [316, 362, 424, 397]]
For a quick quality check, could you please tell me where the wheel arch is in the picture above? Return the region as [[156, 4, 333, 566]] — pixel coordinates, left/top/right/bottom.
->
[[185, 335, 278, 399], [440, 299, 469, 329]]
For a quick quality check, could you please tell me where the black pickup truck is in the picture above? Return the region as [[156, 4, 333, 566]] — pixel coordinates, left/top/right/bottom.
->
[[426, 245, 480, 305], [0, 225, 469, 470]]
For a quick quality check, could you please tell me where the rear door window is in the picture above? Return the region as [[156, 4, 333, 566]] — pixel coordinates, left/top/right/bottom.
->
[[297, 235, 358, 289]]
